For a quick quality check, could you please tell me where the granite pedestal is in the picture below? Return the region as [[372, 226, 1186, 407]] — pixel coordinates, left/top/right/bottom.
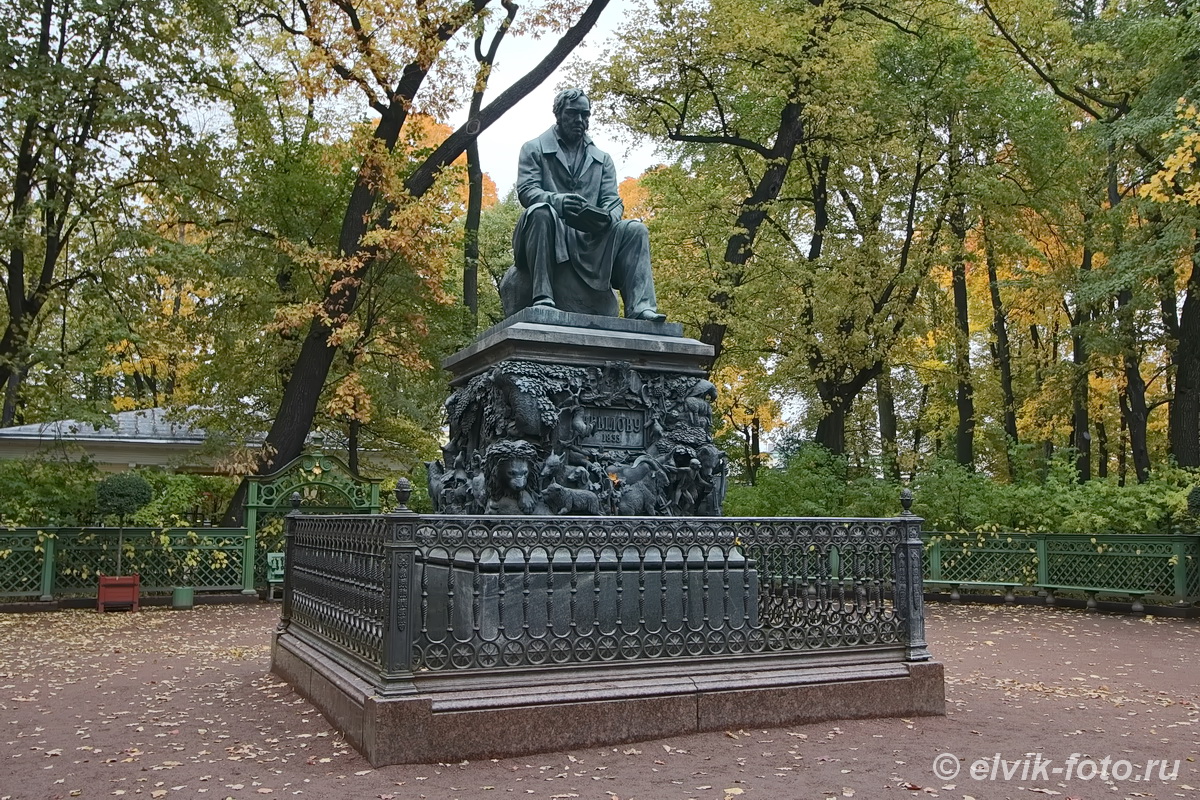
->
[[430, 307, 727, 517]]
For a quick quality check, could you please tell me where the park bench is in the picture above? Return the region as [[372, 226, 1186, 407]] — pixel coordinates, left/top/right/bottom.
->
[[266, 552, 285, 601], [1035, 583, 1152, 613], [924, 580, 1021, 604]]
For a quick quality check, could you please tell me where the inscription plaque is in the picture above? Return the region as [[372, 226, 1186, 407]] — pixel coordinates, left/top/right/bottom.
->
[[581, 408, 645, 449]]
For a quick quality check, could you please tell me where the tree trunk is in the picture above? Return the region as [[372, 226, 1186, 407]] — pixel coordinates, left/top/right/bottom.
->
[[983, 222, 1017, 476], [1167, 233, 1200, 467], [748, 414, 761, 485], [877, 369, 900, 482], [1068, 240, 1093, 482], [814, 363, 881, 456], [949, 194, 974, 469], [1117, 414, 1128, 487], [2, 366, 26, 427], [1070, 328, 1091, 482], [911, 384, 928, 482], [1117, 287, 1151, 483], [461, 1, 517, 335], [1028, 322, 1055, 478], [464, 138, 482, 329], [815, 403, 847, 456]]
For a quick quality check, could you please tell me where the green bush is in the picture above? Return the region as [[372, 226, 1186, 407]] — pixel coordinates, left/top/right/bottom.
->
[[96, 472, 154, 522], [129, 471, 237, 527], [0, 456, 100, 526], [724, 449, 1195, 534], [725, 447, 899, 518], [0, 459, 237, 528]]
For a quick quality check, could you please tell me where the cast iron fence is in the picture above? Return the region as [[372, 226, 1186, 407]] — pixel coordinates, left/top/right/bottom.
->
[[0, 527, 252, 599], [924, 531, 1200, 603], [278, 510, 931, 687]]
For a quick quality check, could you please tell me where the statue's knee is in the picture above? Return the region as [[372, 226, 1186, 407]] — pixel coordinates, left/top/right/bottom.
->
[[526, 205, 556, 229], [618, 218, 649, 241]]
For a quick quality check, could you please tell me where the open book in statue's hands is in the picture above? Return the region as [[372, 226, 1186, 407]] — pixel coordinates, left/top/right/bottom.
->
[[563, 204, 611, 234]]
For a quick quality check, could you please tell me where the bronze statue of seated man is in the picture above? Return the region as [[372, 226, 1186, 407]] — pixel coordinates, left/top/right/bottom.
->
[[503, 88, 666, 322]]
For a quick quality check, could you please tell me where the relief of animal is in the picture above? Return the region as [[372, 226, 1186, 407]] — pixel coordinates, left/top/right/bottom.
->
[[610, 455, 668, 516], [542, 480, 601, 516]]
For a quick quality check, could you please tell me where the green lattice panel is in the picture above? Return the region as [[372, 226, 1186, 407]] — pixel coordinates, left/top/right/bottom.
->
[[246, 446, 380, 516], [925, 532, 1039, 585], [0, 531, 45, 598], [160, 530, 246, 592], [1045, 536, 1177, 597], [242, 445, 381, 590], [53, 529, 126, 592], [256, 479, 374, 512], [48, 528, 246, 595]]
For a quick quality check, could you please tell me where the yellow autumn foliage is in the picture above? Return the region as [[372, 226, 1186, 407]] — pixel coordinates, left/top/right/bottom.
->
[[326, 371, 373, 423], [1142, 100, 1200, 206]]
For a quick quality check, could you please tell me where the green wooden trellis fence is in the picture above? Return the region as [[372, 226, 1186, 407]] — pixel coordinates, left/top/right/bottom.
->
[[0, 436, 381, 600], [923, 530, 1200, 605]]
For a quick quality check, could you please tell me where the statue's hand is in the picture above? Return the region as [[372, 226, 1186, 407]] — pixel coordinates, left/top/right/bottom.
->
[[562, 193, 587, 217]]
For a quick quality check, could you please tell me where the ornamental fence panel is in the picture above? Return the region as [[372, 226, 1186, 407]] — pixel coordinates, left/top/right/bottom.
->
[[278, 513, 931, 687], [922, 531, 1200, 603], [286, 515, 389, 672], [0, 527, 251, 600]]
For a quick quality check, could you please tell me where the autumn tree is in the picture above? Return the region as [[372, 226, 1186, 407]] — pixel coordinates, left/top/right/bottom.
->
[[711, 366, 781, 485], [585, 0, 869, 367], [0, 0, 230, 425], [981, 0, 1200, 480], [208, 0, 616, 521], [587, 0, 1021, 455]]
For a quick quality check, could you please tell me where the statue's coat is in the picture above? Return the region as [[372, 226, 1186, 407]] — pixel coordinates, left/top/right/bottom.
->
[[512, 126, 624, 293]]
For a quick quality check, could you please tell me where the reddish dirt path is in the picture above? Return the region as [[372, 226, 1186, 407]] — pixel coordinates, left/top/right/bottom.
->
[[2, 603, 1196, 800]]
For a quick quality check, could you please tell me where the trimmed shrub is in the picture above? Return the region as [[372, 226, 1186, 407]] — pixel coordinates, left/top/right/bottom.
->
[[96, 473, 154, 522]]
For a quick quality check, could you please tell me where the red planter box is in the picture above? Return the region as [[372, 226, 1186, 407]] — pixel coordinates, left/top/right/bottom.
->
[[97, 574, 140, 612]]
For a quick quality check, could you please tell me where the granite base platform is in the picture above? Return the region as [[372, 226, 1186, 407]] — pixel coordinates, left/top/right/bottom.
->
[[272, 630, 945, 766]]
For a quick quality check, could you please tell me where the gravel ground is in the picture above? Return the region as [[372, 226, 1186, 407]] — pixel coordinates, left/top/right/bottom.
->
[[1, 602, 1197, 800]]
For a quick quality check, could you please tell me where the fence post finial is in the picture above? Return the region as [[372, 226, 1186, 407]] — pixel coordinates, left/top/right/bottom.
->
[[392, 478, 414, 514]]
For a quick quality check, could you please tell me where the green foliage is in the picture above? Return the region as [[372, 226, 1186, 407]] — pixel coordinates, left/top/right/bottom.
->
[[1188, 484, 1200, 519], [0, 456, 101, 526], [95, 473, 154, 522], [129, 471, 237, 527], [725, 447, 898, 519], [725, 448, 1194, 535], [0, 457, 240, 527], [0, 0, 233, 421]]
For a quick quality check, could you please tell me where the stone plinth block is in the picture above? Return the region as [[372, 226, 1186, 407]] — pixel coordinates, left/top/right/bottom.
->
[[272, 630, 945, 766], [443, 306, 705, 381]]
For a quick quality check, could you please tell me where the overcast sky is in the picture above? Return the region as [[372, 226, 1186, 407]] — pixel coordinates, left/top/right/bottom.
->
[[454, 0, 660, 196]]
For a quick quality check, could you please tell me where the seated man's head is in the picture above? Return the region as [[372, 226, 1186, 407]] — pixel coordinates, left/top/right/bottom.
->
[[553, 88, 591, 146]]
